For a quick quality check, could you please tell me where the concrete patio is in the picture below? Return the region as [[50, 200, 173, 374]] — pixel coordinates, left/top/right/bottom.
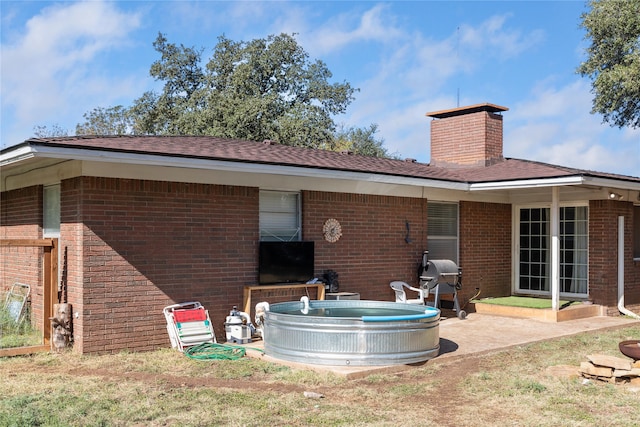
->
[[242, 310, 640, 378]]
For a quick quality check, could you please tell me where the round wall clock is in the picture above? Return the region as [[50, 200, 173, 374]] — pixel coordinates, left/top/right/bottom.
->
[[323, 218, 342, 243]]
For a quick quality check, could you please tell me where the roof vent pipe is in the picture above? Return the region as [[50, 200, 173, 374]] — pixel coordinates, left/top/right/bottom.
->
[[617, 216, 640, 319]]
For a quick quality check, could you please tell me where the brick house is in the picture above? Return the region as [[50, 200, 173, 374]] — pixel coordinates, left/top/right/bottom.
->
[[2, 103, 639, 354]]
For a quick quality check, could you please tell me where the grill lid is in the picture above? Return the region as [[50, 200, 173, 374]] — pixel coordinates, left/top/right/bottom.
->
[[420, 259, 460, 288]]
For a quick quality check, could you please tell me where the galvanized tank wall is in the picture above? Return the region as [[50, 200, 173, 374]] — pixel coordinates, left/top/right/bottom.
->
[[263, 300, 440, 366]]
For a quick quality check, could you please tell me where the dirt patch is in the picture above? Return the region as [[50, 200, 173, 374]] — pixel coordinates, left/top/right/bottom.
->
[[7, 363, 307, 394], [4, 350, 487, 403]]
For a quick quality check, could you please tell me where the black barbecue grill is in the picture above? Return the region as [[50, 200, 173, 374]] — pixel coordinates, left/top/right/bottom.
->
[[419, 251, 466, 319]]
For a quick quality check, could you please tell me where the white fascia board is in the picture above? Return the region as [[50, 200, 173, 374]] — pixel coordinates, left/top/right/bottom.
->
[[0, 145, 37, 166], [581, 176, 640, 192], [470, 176, 586, 190], [471, 175, 640, 192], [5, 144, 470, 191]]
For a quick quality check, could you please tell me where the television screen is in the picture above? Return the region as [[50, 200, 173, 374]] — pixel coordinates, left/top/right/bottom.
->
[[259, 241, 314, 285]]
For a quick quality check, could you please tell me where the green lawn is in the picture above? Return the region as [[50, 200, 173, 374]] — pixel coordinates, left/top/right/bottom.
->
[[472, 296, 581, 309]]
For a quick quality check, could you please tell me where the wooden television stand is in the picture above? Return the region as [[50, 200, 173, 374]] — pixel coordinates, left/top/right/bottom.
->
[[242, 283, 326, 317]]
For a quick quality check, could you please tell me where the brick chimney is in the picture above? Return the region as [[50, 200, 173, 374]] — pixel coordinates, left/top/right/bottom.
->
[[426, 103, 508, 167]]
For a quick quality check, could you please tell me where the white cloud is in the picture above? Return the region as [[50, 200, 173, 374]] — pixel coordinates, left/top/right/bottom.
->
[[459, 14, 545, 61], [331, 7, 636, 176], [506, 80, 639, 175], [343, 12, 547, 160], [304, 4, 404, 55], [1, 1, 141, 143]]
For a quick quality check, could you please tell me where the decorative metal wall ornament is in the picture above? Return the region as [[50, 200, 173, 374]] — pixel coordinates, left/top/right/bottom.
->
[[322, 218, 342, 243]]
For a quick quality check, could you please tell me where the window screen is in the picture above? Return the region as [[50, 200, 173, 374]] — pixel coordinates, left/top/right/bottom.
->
[[259, 191, 301, 241], [427, 202, 458, 263], [43, 184, 60, 237]]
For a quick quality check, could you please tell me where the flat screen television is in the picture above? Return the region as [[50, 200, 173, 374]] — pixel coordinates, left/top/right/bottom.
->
[[259, 241, 315, 285]]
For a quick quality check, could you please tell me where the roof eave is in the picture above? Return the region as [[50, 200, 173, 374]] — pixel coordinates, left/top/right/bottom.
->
[[470, 175, 640, 192], [470, 176, 587, 190], [0, 143, 471, 191], [0, 144, 38, 167]]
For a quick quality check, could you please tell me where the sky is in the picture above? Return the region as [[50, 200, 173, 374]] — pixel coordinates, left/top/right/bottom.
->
[[1, 0, 639, 177]]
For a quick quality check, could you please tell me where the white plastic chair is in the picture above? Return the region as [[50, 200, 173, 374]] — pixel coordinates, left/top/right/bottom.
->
[[390, 281, 427, 305]]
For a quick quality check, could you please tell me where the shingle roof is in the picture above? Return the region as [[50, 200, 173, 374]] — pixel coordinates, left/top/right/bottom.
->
[[15, 135, 640, 184]]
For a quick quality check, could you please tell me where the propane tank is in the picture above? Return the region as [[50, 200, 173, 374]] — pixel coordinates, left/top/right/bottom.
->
[[225, 306, 253, 344]]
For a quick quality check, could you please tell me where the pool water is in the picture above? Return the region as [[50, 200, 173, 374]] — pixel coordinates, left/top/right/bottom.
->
[[277, 307, 431, 317]]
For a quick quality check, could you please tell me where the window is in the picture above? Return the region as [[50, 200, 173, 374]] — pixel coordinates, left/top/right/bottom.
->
[[43, 184, 60, 237], [427, 202, 458, 264], [518, 208, 549, 292], [517, 205, 588, 296], [634, 205, 640, 260], [559, 207, 588, 295], [259, 191, 301, 241]]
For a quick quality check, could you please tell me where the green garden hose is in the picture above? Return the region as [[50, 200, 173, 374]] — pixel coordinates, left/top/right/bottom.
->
[[184, 342, 263, 360]]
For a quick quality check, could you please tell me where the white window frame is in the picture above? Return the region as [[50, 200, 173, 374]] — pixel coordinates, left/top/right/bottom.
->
[[427, 201, 459, 264], [259, 190, 301, 241]]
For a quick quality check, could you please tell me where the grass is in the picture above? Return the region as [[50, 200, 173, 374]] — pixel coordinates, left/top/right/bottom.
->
[[1, 325, 639, 426], [0, 303, 42, 348], [472, 296, 581, 309]]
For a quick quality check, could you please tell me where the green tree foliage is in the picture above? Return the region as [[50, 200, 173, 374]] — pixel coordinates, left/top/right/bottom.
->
[[334, 123, 398, 158], [76, 106, 133, 135], [577, 0, 640, 128], [76, 33, 388, 154]]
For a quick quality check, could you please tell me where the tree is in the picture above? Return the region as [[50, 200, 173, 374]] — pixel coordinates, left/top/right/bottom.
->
[[76, 106, 133, 135], [197, 33, 356, 149], [334, 123, 398, 158], [33, 124, 68, 138], [127, 34, 206, 135], [577, 0, 640, 128], [79, 33, 364, 150]]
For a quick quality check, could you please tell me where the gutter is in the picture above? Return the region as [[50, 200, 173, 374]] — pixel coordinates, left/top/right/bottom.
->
[[469, 176, 586, 190]]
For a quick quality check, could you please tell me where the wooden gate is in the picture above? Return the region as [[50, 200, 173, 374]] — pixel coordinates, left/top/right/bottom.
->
[[0, 238, 58, 356]]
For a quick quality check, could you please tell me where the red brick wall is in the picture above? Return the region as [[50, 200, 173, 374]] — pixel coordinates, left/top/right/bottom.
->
[[60, 178, 84, 351], [8, 173, 637, 353], [430, 111, 504, 167], [46, 179, 434, 353], [459, 201, 512, 304], [0, 186, 44, 329], [303, 191, 428, 301], [590, 200, 640, 314], [68, 177, 259, 353]]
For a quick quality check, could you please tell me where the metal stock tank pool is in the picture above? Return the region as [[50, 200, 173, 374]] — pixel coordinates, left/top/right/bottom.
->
[[262, 299, 440, 366]]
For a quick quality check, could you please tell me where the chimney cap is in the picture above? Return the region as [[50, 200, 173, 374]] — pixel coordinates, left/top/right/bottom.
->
[[426, 103, 508, 119]]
